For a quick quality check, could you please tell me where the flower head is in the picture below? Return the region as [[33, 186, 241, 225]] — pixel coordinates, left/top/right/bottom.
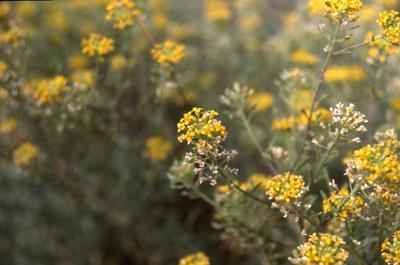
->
[[323, 188, 365, 222], [246, 92, 274, 112], [143, 136, 173, 162], [151, 40, 185, 66], [324, 66, 366, 83], [290, 233, 349, 265], [290, 50, 318, 66], [204, 0, 231, 22], [377, 10, 400, 45], [13, 142, 38, 166], [0, 118, 17, 134], [381, 230, 400, 265], [106, 0, 142, 29], [179, 252, 210, 265], [177, 107, 227, 146], [308, 0, 363, 21], [34, 75, 69, 105], [81, 33, 114, 57], [265, 172, 308, 205]]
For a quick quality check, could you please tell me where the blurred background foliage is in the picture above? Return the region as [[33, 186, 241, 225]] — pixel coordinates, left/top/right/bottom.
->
[[0, 0, 399, 264]]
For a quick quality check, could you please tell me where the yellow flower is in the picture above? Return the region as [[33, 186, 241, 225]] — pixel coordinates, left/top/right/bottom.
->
[[290, 50, 318, 66], [34, 75, 69, 105], [247, 92, 274, 112], [324, 65, 366, 83], [204, 0, 231, 22], [110, 54, 127, 71], [71, 70, 95, 88], [106, 0, 142, 30], [0, 60, 7, 78], [81, 33, 114, 57], [265, 172, 308, 205], [13, 142, 38, 166], [239, 14, 263, 32], [15, 2, 37, 16], [377, 10, 400, 46], [143, 136, 173, 162], [179, 252, 210, 265], [381, 230, 400, 265], [0, 118, 17, 135], [151, 40, 185, 66], [67, 54, 89, 70], [323, 188, 364, 222], [0, 24, 25, 48], [272, 108, 331, 131], [308, 0, 362, 21], [290, 233, 349, 265], [380, 0, 397, 8], [177, 107, 227, 146]]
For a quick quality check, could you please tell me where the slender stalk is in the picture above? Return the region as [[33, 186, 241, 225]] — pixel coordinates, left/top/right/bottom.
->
[[290, 21, 342, 171], [219, 169, 270, 205], [238, 111, 278, 174], [333, 36, 382, 56], [312, 135, 339, 183]]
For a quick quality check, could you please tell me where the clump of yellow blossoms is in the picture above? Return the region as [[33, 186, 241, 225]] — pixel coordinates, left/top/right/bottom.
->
[[151, 40, 185, 66], [345, 130, 400, 208], [13, 142, 38, 167], [143, 136, 173, 162], [308, 0, 363, 21], [0, 60, 7, 78], [323, 188, 364, 222], [0, 118, 17, 135], [377, 10, 400, 46], [272, 108, 331, 131], [177, 107, 227, 146], [265, 172, 308, 205], [290, 233, 349, 265], [246, 92, 274, 112], [106, 0, 141, 30], [324, 66, 366, 83], [179, 252, 210, 265], [204, 0, 231, 22], [290, 50, 318, 66], [381, 230, 400, 265], [34, 75, 69, 105], [81, 33, 114, 57]]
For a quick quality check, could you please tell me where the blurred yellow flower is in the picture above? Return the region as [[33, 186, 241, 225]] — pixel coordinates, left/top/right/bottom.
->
[[34, 75, 69, 105], [247, 92, 274, 112], [151, 40, 185, 66], [204, 0, 231, 22], [68, 54, 89, 70], [0, 60, 7, 78], [179, 252, 210, 265], [110, 54, 127, 71], [324, 65, 366, 83], [290, 50, 318, 66], [0, 118, 17, 135], [143, 136, 173, 162], [81, 33, 114, 57], [13, 142, 38, 167], [106, 0, 142, 30]]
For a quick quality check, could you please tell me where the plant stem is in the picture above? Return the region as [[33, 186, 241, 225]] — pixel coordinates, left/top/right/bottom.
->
[[238, 111, 278, 174]]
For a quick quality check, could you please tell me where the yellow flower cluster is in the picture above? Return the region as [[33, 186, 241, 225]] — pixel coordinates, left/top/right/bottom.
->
[[106, 0, 141, 30], [365, 32, 400, 63], [34, 75, 69, 105], [81, 33, 114, 57], [351, 138, 400, 185], [347, 135, 400, 208], [246, 92, 274, 112], [381, 230, 400, 265], [290, 233, 349, 265], [308, 0, 363, 21], [324, 65, 366, 83], [265, 172, 307, 204], [177, 107, 227, 146], [0, 60, 7, 78], [143, 136, 173, 162], [71, 70, 95, 88], [218, 173, 269, 194], [178, 252, 210, 265], [323, 188, 364, 222], [13, 142, 38, 166], [204, 0, 231, 22], [290, 50, 318, 66], [272, 108, 331, 131], [0, 118, 17, 135], [151, 40, 185, 66], [377, 10, 400, 46]]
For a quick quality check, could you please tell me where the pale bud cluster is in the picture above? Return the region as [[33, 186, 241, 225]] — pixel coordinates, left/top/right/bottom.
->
[[323, 102, 367, 143]]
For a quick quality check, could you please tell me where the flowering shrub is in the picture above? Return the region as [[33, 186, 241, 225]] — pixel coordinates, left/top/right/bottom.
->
[[1, 0, 400, 265]]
